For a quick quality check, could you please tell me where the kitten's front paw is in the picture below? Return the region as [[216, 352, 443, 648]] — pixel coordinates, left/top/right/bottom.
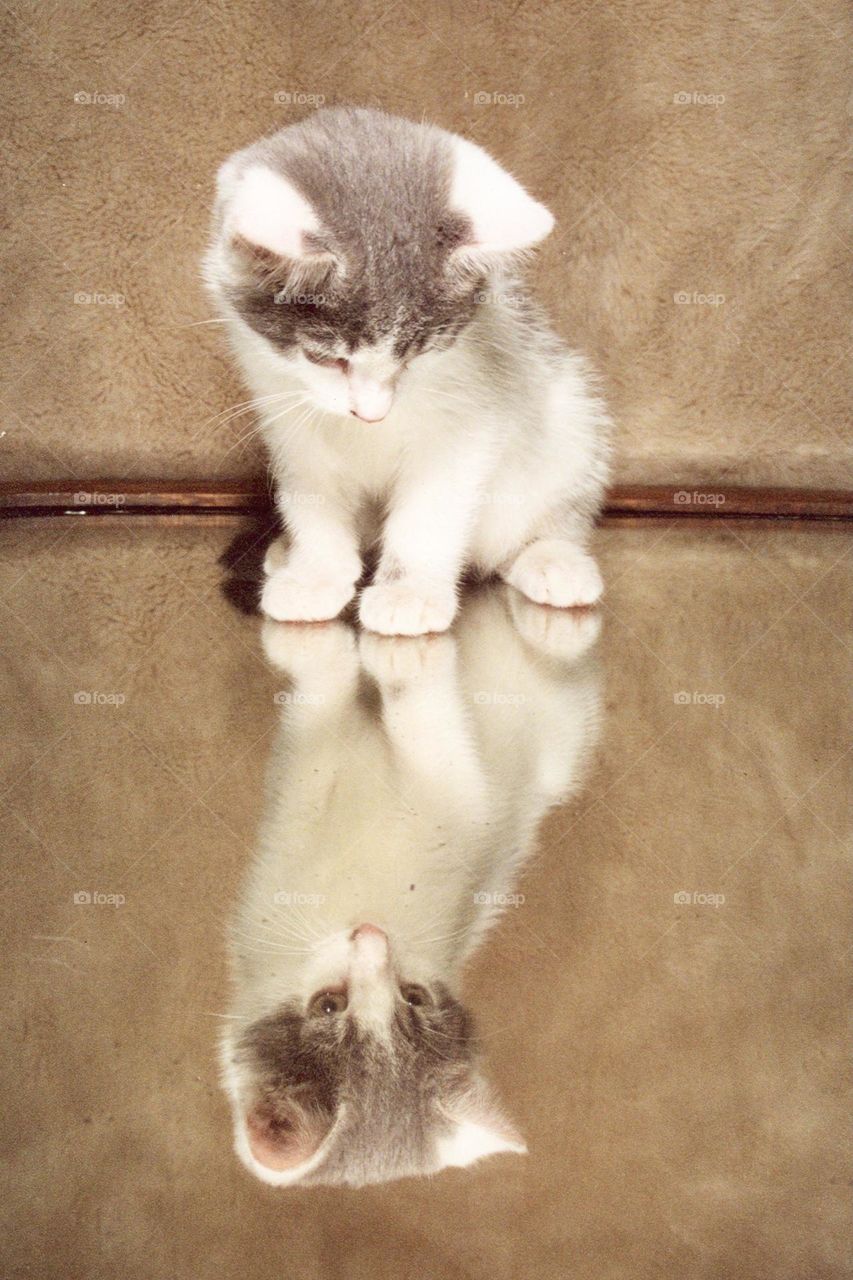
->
[[359, 578, 457, 636], [504, 540, 603, 609], [261, 568, 356, 623]]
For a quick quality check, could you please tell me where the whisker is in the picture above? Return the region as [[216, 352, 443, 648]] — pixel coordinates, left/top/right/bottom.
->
[[176, 318, 230, 327], [193, 391, 305, 439]]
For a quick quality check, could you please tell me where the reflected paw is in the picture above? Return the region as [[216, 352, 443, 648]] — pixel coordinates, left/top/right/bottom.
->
[[507, 588, 601, 661], [260, 618, 357, 674], [358, 631, 456, 684]]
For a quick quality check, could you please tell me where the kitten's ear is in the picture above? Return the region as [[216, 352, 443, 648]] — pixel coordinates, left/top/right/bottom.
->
[[218, 162, 339, 290], [241, 1100, 333, 1185], [449, 136, 554, 258], [436, 1078, 527, 1169], [226, 165, 320, 260]]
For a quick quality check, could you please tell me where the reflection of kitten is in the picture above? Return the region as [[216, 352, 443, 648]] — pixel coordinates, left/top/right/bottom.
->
[[222, 588, 602, 1187], [205, 107, 611, 637]]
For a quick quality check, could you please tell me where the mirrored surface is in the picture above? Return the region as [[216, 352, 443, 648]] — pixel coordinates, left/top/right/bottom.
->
[[1, 519, 850, 1279]]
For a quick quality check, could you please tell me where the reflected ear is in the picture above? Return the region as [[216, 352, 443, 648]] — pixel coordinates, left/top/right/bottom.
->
[[220, 163, 340, 292], [449, 136, 554, 258], [437, 1079, 527, 1169], [243, 1100, 332, 1183]]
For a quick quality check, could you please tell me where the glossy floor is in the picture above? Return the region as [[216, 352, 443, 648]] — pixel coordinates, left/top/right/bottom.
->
[[1, 518, 850, 1279]]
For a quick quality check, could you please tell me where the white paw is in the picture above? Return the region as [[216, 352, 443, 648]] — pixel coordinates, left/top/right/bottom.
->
[[260, 618, 357, 674], [507, 588, 601, 661], [261, 568, 356, 623], [504, 541, 603, 609], [358, 631, 456, 684], [358, 578, 457, 636]]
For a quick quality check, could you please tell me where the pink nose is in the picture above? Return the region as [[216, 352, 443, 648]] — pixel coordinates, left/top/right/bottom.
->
[[347, 374, 394, 422]]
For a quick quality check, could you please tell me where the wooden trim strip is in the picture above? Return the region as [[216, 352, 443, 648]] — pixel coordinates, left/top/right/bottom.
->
[[604, 485, 853, 520], [0, 481, 851, 521]]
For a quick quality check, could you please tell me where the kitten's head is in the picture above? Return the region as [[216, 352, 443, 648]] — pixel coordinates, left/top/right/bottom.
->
[[223, 923, 525, 1187], [206, 107, 553, 421]]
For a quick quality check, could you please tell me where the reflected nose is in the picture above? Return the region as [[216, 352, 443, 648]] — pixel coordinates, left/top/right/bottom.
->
[[351, 922, 388, 946], [350, 923, 389, 967], [349, 407, 388, 423]]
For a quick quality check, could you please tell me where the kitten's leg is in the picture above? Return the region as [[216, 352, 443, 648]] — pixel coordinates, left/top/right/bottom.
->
[[261, 618, 360, 702], [501, 537, 603, 609], [359, 452, 486, 636], [358, 633, 489, 813], [261, 622, 361, 820], [261, 495, 362, 624]]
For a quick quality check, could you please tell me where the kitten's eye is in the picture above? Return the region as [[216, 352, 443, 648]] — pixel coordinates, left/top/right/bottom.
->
[[401, 984, 431, 1008], [303, 350, 349, 372], [309, 990, 348, 1016]]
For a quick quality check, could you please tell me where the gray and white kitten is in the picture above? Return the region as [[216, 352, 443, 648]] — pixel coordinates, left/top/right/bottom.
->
[[205, 107, 611, 636], [222, 588, 602, 1187]]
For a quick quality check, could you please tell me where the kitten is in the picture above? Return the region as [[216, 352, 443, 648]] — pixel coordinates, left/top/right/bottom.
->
[[205, 107, 611, 636], [222, 587, 602, 1187]]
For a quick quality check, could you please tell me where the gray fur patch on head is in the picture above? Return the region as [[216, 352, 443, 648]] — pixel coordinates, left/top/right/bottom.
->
[[214, 107, 486, 360], [236, 983, 476, 1186]]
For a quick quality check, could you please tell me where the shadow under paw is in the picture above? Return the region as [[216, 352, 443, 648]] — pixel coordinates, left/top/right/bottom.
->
[[218, 514, 282, 616]]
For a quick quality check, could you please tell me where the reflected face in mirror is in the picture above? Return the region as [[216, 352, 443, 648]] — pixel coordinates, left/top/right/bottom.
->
[[222, 586, 602, 1187]]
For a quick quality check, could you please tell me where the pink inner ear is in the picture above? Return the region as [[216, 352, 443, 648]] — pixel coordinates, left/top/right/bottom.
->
[[449, 136, 554, 254], [230, 165, 320, 260], [245, 1104, 324, 1172]]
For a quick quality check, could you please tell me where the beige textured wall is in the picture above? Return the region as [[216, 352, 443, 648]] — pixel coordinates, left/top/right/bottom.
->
[[2, 0, 850, 488]]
